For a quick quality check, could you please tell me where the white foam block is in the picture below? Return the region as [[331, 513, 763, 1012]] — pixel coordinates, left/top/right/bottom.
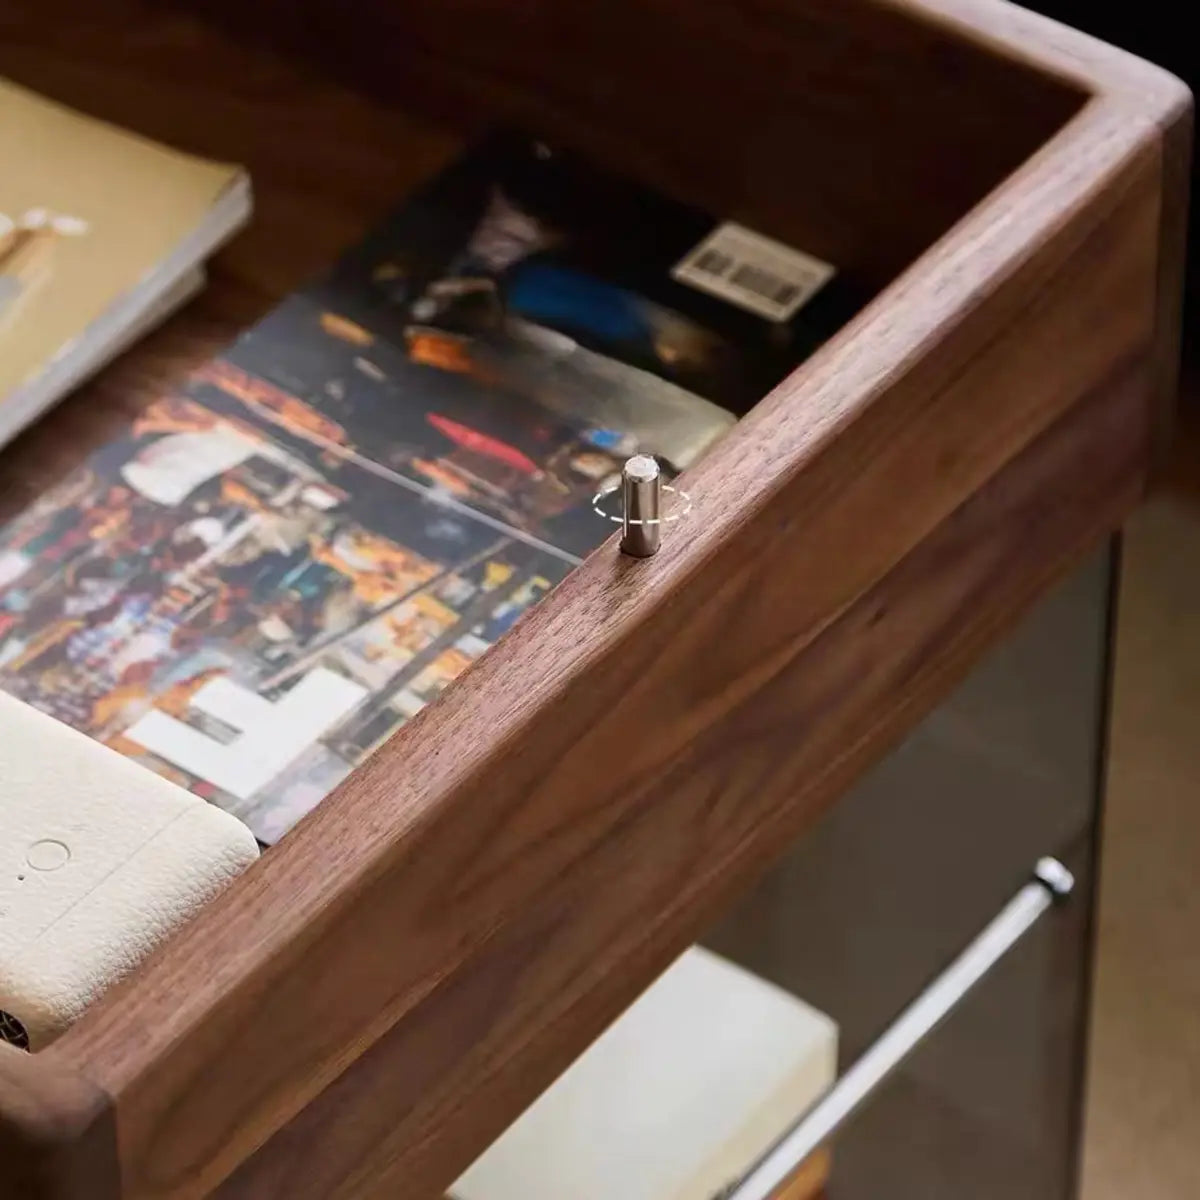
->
[[0, 691, 259, 1048], [452, 945, 838, 1200]]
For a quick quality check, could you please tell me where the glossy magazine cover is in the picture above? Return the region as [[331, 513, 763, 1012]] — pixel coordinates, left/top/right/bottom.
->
[[0, 131, 846, 842]]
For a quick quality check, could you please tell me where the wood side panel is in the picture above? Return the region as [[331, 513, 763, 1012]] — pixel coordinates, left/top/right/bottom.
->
[[48, 105, 1166, 1199], [190, 0, 1086, 288], [915, 0, 1193, 468], [1147, 98, 1194, 470], [219, 350, 1151, 1200], [0, 1046, 119, 1200]]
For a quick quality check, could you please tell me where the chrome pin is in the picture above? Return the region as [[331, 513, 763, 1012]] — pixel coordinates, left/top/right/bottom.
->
[[619, 454, 662, 558]]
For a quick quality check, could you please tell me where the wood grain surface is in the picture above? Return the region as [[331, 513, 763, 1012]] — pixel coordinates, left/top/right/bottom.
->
[[67, 112, 1174, 1199], [194, 0, 1087, 291], [773, 1150, 833, 1200], [212, 338, 1152, 1200], [0, 0, 1189, 1196], [0, 1045, 118, 1200]]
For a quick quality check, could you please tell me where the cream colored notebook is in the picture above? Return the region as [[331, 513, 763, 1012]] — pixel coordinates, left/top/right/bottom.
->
[[0, 78, 251, 445]]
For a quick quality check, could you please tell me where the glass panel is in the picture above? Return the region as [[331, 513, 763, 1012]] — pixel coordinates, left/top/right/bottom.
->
[[704, 545, 1114, 1199]]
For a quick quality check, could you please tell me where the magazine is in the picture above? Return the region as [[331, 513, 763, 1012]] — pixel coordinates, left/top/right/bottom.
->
[[0, 77, 250, 447], [0, 131, 850, 842]]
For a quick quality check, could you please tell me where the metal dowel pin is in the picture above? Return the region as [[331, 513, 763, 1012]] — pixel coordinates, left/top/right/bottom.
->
[[620, 455, 662, 558]]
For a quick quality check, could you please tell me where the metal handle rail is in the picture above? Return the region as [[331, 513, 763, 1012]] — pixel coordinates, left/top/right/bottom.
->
[[719, 857, 1076, 1200]]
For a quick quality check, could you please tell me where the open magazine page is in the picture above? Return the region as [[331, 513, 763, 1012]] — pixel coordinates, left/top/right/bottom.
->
[[0, 131, 849, 842]]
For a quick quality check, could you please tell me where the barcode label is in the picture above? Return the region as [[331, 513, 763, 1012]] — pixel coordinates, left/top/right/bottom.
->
[[672, 222, 835, 322]]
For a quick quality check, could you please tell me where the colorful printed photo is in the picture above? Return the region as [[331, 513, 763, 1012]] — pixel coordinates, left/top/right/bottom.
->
[[0, 131, 845, 841]]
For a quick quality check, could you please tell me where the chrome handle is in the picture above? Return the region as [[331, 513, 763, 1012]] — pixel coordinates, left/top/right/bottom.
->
[[720, 858, 1075, 1200]]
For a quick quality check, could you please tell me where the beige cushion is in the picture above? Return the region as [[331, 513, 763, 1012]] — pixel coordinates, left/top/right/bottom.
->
[[452, 945, 837, 1200]]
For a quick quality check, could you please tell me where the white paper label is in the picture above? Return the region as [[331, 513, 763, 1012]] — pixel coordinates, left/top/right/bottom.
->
[[125, 668, 368, 801], [671, 221, 835, 322]]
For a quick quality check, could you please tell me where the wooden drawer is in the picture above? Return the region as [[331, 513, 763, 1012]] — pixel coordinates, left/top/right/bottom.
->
[[0, 0, 1190, 1197]]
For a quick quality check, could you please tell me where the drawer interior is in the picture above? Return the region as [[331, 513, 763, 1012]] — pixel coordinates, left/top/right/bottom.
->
[[0, 0, 1100, 828], [1, 0, 1091, 457], [191, 0, 1091, 296]]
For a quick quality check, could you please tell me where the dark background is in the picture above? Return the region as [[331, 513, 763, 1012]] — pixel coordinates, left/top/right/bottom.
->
[[1026, 4, 1194, 99]]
